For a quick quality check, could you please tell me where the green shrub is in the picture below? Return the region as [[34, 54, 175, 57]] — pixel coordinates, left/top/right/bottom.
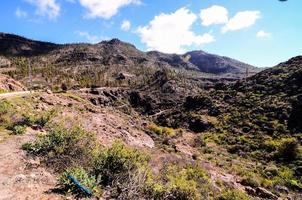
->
[[59, 167, 102, 197], [22, 110, 56, 127], [22, 124, 98, 170], [0, 101, 12, 124], [146, 165, 209, 200], [10, 125, 26, 135], [217, 189, 251, 200], [276, 138, 300, 162], [22, 113, 37, 126], [0, 101, 11, 114], [0, 89, 7, 94], [148, 124, 175, 137], [167, 175, 200, 200], [93, 141, 150, 186], [287, 179, 302, 190], [240, 173, 260, 188], [36, 110, 56, 127]]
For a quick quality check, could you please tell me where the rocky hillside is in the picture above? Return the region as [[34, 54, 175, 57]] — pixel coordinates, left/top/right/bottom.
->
[[0, 74, 25, 92], [185, 51, 257, 74], [0, 53, 301, 199], [93, 55, 302, 199], [0, 32, 259, 78], [1, 32, 301, 199]]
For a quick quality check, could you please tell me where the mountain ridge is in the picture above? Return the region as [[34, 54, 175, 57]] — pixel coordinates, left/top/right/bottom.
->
[[0, 32, 260, 76]]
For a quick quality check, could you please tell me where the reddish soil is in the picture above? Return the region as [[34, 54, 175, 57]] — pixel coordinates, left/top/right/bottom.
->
[[0, 128, 63, 200]]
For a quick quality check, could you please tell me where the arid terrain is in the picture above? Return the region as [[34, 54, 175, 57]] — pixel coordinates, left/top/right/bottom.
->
[[0, 33, 301, 200]]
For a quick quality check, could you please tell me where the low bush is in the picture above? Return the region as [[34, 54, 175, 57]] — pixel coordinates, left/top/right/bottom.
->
[[275, 138, 300, 162], [93, 141, 150, 186], [240, 173, 260, 188], [22, 124, 98, 170], [0, 100, 12, 125], [59, 167, 102, 197], [10, 125, 26, 135], [0, 101, 11, 115], [146, 165, 210, 200], [0, 89, 7, 94], [22, 110, 56, 127], [217, 189, 251, 200], [148, 124, 175, 137]]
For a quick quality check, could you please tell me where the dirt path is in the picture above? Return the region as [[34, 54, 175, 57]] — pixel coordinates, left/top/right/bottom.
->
[[0, 129, 62, 200], [0, 91, 31, 99]]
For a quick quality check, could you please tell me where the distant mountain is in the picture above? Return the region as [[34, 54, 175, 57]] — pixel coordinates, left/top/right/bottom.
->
[[0, 32, 260, 77], [185, 51, 258, 74], [0, 33, 59, 56]]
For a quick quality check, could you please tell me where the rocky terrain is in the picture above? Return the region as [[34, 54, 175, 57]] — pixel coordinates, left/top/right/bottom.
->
[[0, 74, 25, 92], [0, 32, 260, 90], [0, 33, 301, 200]]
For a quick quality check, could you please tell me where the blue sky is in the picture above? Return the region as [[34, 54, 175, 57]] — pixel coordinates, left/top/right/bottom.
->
[[1, 0, 301, 67]]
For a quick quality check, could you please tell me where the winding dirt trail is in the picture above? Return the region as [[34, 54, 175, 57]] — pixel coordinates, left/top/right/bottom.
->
[[0, 91, 32, 99]]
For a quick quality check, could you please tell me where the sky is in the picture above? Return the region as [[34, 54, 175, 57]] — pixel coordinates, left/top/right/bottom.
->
[[0, 0, 301, 67]]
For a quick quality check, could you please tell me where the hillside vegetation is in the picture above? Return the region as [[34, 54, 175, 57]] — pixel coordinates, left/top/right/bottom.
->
[[0, 33, 301, 200]]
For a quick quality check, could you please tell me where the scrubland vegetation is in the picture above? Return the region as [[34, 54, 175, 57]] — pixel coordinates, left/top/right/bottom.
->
[[1, 51, 302, 199]]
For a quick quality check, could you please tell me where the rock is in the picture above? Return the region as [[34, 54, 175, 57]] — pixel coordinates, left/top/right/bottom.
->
[[256, 187, 278, 200], [0, 74, 26, 92], [0, 56, 11, 67], [184, 95, 213, 110], [90, 89, 100, 95], [287, 196, 293, 200], [28, 159, 41, 168], [188, 116, 213, 133], [129, 91, 154, 114], [46, 89, 52, 94], [295, 166, 302, 176], [275, 185, 289, 194], [116, 72, 126, 80], [15, 174, 26, 182], [245, 186, 256, 195], [90, 98, 99, 106]]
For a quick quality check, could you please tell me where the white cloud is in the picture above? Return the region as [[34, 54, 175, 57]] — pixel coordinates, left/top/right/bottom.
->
[[79, 0, 141, 19], [256, 30, 271, 39], [222, 11, 261, 33], [121, 20, 131, 31], [200, 5, 228, 26], [26, 0, 60, 20], [15, 7, 28, 18], [136, 7, 215, 54], [75, 31, 107, 43]]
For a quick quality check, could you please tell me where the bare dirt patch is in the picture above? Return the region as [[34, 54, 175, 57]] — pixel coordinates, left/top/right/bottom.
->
[[0, 129, 62, 200]]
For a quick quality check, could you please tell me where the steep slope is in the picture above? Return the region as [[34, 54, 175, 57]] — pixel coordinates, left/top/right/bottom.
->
[[212, 56, 302, 156], [201, 56, 302, 193], [115, 55, 302, 198], [237, 56, 302, 133]]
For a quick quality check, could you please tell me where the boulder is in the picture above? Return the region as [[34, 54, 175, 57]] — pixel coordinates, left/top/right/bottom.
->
[[256, 187, 278, 200], [188, 115, 213, 133]]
